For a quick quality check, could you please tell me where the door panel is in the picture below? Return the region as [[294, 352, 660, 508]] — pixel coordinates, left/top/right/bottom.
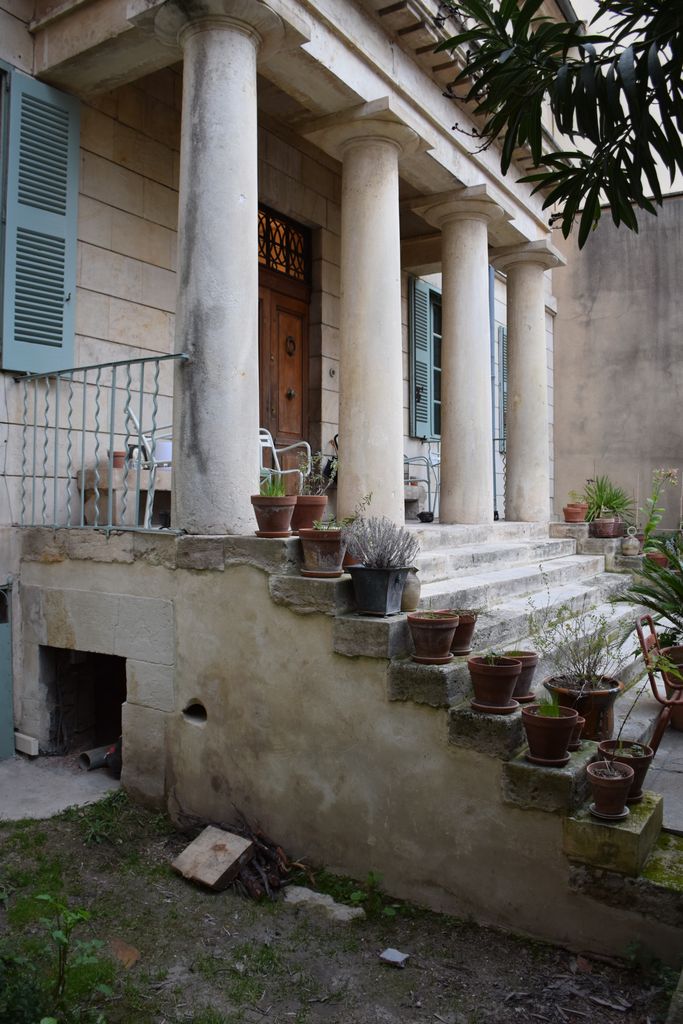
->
[[276, 306, 305, 440], [259, 271, 309, 453]]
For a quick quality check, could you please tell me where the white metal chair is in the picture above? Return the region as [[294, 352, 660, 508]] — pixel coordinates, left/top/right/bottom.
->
[[259, 428, 311, 490]]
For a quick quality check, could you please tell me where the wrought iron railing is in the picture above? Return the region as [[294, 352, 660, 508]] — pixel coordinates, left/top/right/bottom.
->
[[17, 353, 188, 532]]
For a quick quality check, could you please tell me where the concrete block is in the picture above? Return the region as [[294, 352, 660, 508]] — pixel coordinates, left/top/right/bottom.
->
[[115, 596, 174, 664], [132, 532, 177, 568], [43, 587, 119, 654], [121, 702, 167, 807], [502, 743, 598, 813], [20, 528, 68, 564], [172, 826, 254, 890], [570, 832, 683, 930], [449, 703, 526, 760], [176, 536, 225, 572], [269, 575, 354, 616], [64, 530, 135, 564], [388, 659, 470, 709], [223, 536, 300, 575], [613, 554, 644, 574], [563, 792, 663, 877], [333, 614, 410, 659], [14, 732, 38, 756], [21, 587, 47, 645], [549, 523, 589, 541], [126, 659, 175, 712]]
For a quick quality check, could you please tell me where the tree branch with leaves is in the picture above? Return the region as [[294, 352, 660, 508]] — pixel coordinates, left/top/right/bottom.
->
[[437, 0, 683, 246]]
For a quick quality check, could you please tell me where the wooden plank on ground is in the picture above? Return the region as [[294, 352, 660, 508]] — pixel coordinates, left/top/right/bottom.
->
[[172, 826, 254, 890]]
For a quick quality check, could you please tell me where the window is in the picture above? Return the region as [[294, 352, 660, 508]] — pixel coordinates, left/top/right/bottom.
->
[[409, 276, 441, 439], [497, 324, 508, 453], [0, 67, 79, 373]]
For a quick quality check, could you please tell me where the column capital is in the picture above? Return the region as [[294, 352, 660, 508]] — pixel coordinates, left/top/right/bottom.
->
[[407, 185, 510, 230], [490, 239, 565, 272], [155, 0, 309, 58], [300, 98, 431, 162]]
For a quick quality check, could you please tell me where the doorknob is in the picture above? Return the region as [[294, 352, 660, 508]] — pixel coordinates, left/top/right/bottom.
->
[[286, 388, 296, 400]]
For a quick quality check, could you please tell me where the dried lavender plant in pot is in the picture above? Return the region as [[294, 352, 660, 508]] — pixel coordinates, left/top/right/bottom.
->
[[345, 517, 420, 616]]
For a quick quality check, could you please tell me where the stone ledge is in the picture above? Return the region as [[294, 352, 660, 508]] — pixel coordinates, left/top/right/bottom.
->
[[448, 702, 525, 760], [223, 536, 301, 575], [269, 575, 354, 616], [501, 742, 598, 813], [549, 522, 589, 541], [333, 614, 409, 659], [563, 792, 663, 877], [388, 658, 470, 708], [569, 832, 683, 930]]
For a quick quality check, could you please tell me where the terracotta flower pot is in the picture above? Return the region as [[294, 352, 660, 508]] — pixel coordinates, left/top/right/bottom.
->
[[567, 715, 586, 752], [109, 450, 127, 469], [502, 650, 538, 703], [291, 495, 328, 534], [298, 528, 346, 578], [597, 740, 654, 802], [563, 504, 588, 523], [543, 676, 623, 741], [250, 494, 296, 537], [408, 611, 459, 665], [467, 656, 521, 714], [645, 550, 669, 568], [587, 760, 635, 819], [448, 611, 478, 655], [522, 705, 579, 766]]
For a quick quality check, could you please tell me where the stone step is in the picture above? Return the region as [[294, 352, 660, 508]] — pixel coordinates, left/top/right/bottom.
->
[[563, 792, 663, 877], [419, 554, 606, 614], [415, 537, 577, 584], [406, 520, 551, 553], [502, 742, 598, 813]]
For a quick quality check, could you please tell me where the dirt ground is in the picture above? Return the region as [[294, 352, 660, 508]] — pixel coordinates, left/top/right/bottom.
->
[[0, 790, 677, 1024]]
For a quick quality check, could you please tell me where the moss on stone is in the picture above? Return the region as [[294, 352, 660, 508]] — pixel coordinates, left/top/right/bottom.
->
[[642, 833, 683, 892]]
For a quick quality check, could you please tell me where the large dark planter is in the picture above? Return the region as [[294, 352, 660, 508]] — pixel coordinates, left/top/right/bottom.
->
[[298, 528, 346, 578], [543, 676, 623, 741], [291, 495, 328, 534], [251, 494, 296, 537], [521, 705, 578, 766], [348, 566, 409, 616], [502, 650, 538, 703], [467, 656, 521, 714], [587, 760, 634, 820], [598, 739, 654, 803], [407, 611, 459, 664]]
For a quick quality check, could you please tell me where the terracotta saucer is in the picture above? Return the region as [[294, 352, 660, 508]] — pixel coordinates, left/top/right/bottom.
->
[[589, 803, 629, 821], [412, 653, 454, 665], [525, 751, 571, 767], [256, 530, 292, 538], [470, 699, 519, 715], [515, 692, 536, 704]]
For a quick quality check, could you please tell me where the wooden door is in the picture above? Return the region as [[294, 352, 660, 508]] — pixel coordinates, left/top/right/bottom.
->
[[259, 269, 309, 455]]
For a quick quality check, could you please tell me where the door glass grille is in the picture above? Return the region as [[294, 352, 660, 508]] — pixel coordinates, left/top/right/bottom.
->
[[258, 206, 310, 282]]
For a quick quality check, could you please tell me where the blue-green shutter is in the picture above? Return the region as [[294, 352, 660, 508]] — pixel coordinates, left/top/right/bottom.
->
[[498, 324, 508, 453], [410, 276, 433, 438], [2, 71, 79, 373]]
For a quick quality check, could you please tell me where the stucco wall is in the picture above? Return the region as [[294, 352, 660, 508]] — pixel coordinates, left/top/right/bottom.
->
[[14, 530, 683, 964], [0, 0, 33, 72], [553, 195, 683, 528]]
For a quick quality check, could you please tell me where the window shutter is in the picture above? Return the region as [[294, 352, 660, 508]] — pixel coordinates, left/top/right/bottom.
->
[[409, 276, 433, 438], [498, 325, 508, 453], [2, 72, 79, 373]]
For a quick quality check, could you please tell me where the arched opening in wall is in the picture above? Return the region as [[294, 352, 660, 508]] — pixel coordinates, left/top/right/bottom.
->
[[40, 647, 127, 756]]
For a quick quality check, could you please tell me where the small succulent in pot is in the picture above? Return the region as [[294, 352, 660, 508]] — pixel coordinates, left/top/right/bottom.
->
[[251, 473, 297, 537], [521, 690, 578, 767]]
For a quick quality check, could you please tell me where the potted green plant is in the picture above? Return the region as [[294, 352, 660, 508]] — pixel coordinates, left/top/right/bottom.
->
[[251, 474, 297, 537], [298, 515, 348, 578], [563, 490, 589, 523], [345, 516, 420, 616], [407, 610, 459, 664], [640, 468, 678, 565], [528, 598, 626, 740], [584, 475, 635, 537], [521, 690, 579, 766], [291, 452, 336, 535], [467, 652, 522, 714]]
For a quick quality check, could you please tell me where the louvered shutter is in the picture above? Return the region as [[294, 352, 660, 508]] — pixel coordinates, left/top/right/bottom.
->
[[2, 72, 79, 372], [498, 325, 508, 453], [409, 276, 433, 438]]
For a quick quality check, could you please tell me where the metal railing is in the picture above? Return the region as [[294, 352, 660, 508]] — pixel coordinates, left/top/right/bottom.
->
[[18, 353, 188, 532]]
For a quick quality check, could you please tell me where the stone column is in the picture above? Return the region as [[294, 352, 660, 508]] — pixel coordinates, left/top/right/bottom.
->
[[413, 189, 505, 523], [304, 109, 422, 525], [492, 241, 564, 522], [155, 1, 305, 534]]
